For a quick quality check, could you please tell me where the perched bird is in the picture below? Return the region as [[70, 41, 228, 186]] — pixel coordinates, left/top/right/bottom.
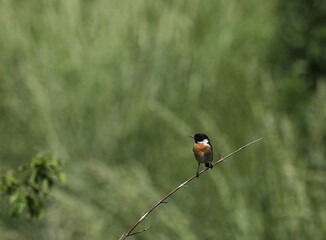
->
[[190, 133, 213, 178]]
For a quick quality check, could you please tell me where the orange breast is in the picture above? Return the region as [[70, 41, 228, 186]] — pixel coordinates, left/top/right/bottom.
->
[[193, 143, 212, 155]]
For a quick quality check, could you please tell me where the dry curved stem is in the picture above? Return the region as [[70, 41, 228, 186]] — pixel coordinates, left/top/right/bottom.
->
[[119, 137, 264, 239]]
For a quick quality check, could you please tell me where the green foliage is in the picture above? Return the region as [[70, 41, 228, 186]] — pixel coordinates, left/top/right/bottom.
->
[[0, 153, 65, 219]]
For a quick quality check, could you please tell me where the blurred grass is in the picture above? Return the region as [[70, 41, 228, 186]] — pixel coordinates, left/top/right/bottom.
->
[[0, 0, 325, 239]]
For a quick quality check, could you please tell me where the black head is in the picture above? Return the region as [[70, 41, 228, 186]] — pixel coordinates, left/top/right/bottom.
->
[[190, 133, 210, 143]]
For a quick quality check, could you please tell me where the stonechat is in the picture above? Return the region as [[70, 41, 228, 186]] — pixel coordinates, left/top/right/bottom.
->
[[190, 133, 213, 178]]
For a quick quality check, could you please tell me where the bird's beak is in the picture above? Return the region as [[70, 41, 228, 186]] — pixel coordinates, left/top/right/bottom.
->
[[190, 135, 194, 138]]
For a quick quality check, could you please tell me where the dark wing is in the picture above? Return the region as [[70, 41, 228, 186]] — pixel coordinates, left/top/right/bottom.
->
[[208, 141, 213, 161]]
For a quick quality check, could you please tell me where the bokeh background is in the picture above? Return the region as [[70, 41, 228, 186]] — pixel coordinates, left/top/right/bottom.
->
[[0, 0, 325, 239]]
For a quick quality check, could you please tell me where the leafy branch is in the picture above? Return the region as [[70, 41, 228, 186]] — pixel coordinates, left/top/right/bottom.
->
[[0, 153, 65, 219], [119, 137, 264, 239]]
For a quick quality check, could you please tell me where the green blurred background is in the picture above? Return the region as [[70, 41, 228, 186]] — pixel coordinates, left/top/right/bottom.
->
[[0, 0, 325, 239]]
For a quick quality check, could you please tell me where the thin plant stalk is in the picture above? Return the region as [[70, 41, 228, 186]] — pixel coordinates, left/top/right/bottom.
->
[[119, 137, 264, 239]]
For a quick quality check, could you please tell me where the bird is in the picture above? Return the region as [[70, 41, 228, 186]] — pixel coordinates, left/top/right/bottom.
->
[[190, 133, 213, 178]]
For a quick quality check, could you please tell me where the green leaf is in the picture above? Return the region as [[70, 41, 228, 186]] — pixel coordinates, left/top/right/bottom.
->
[[9, 191, 27, 217], [41, 179, 49, 192], [29, 170, 37, 185], [58, 172, 66, 184]]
